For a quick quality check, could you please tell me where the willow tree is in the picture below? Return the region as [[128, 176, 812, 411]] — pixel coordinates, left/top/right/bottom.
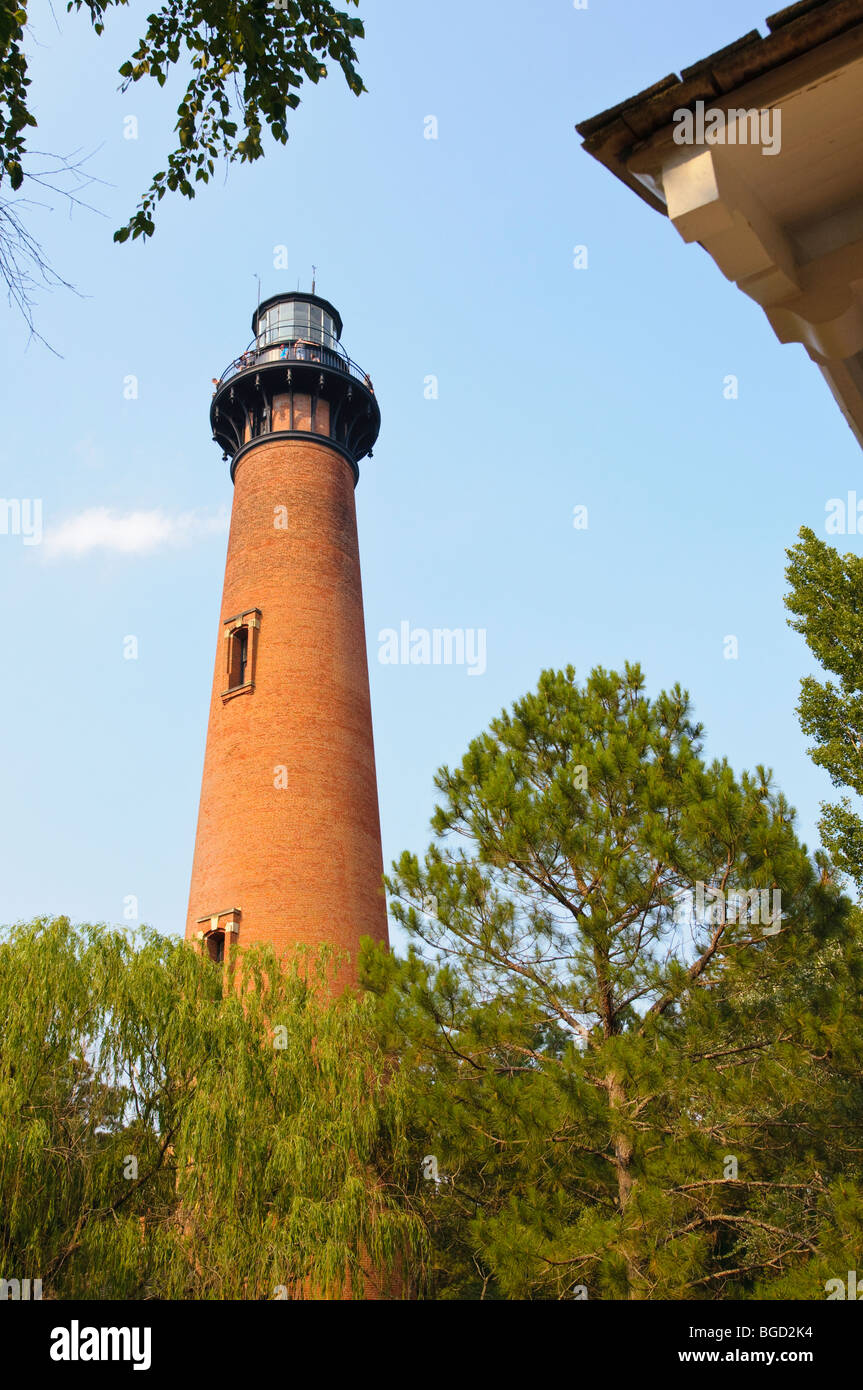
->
[[0, 916, 427, 1299], [372, 664, 859, 1299]]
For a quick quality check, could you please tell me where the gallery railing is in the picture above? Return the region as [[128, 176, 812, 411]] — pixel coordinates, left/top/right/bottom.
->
[[216, 338, 373, 390]]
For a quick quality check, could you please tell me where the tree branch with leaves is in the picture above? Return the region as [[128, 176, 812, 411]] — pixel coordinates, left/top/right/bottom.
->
[[0, 0, 366, 330]]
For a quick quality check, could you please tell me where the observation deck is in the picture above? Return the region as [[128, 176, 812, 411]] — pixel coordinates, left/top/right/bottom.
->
[[210, 292, 381, 483]]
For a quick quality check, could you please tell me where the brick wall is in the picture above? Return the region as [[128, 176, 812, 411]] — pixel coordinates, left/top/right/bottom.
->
[[185, 432, 389, 979]]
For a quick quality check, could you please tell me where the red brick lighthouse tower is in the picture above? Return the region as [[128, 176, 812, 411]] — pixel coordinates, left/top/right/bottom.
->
[[185, 292, 388, 977]]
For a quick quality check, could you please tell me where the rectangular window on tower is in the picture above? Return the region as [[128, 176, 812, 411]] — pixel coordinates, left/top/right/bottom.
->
[[230, 628, 248, 689], [221, 610, 261, 700]]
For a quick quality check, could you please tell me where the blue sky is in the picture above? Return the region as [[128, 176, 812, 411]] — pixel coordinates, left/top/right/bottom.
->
[[1, 0, 858, 946]]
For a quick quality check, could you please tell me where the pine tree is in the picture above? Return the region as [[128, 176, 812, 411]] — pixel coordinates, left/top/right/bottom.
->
[[371, 664, 861, 1299]]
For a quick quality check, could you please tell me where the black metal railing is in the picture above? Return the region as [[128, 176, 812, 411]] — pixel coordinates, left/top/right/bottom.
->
[[215, 337, 373, 391]]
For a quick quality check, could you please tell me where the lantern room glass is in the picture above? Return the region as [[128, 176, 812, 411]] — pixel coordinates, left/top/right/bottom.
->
[[256, 301, 338, 351]]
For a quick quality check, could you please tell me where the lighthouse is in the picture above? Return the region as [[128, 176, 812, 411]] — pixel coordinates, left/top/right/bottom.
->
[[185, 291, 388, 978]]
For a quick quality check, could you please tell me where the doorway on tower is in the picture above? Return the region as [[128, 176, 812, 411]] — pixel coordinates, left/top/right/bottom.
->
[[206, 931, 225, 965], [195, 908, 241, 960]]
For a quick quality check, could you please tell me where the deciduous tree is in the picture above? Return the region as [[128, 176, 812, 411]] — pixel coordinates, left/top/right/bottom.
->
[[786, 525, 863, 895], [0, 0, 366, 333]]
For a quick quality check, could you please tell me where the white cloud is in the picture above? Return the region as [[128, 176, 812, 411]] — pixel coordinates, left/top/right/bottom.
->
[[41, 506, 230, 559]]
